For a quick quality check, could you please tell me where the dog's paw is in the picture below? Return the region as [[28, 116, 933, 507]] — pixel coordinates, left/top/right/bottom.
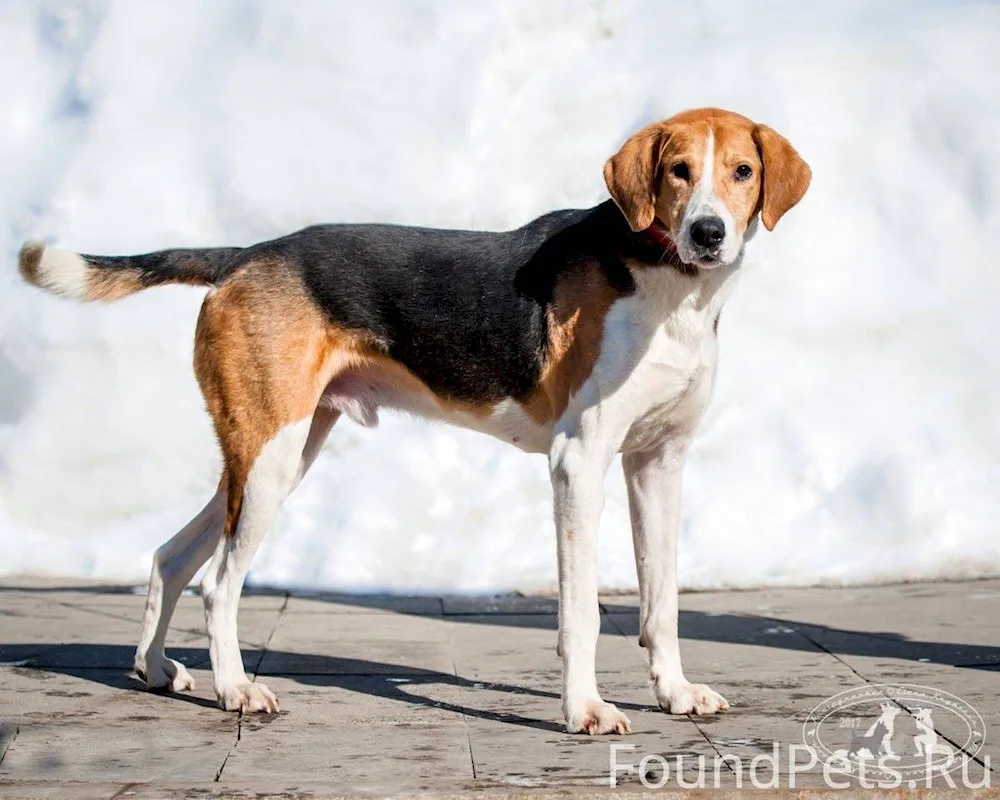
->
[[656, 680, 729, 715], [135, 654, 196, 693], [565, 699, 632, 735], [218, 681, 280, 714]]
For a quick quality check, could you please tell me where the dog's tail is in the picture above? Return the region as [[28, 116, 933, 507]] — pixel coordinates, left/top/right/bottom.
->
[[18, 241, 244, 302]]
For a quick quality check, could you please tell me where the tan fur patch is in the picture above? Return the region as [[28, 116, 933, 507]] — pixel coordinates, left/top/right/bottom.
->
[[709, 116, 766, 236], [752, 124, 812, 230], [17, 241, 44, 285], [520, 260, 624, 425], [85, 269, 146, 302], [89, 266, 235, 302], [193, 261, 495, 537], [194, 262, 356, 537]]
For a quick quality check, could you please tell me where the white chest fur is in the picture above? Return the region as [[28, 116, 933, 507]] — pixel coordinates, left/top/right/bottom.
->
[[463, 262, 740, 455], [572, 261, 741, 454]]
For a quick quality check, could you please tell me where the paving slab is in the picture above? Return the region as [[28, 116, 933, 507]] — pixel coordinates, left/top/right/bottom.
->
[[447, 614, 643, 683], [458, 684, 715, 790], [224, 678, 473, 794], [0, 664, 233, 785], [0, 578, 997, 796], [259, 609, 455, 676], [1, 713, 231, 785]]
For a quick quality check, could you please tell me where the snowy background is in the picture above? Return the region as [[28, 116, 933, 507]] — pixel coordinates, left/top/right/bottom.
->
[[1, 0, 998, 592]]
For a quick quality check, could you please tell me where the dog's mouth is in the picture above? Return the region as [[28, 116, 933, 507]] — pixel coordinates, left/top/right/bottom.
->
[[644, 222, 731, 270], [685, 240, 744, 269], [678, 248, 726, 269]]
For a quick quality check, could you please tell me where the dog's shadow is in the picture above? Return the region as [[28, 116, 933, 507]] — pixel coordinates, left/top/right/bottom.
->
[[3, 591, 1000, 732], [1, 642, 576, 731]]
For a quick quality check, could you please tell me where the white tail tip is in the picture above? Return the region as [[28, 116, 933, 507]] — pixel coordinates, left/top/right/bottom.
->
[[19, 241, 90, 300]]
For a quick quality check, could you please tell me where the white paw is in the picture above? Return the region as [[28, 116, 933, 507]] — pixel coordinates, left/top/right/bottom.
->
[[565, 698, 632, 735], [218, 681, 280, 714], [135, 654, 196, 693], [656, 680, 729, 715]]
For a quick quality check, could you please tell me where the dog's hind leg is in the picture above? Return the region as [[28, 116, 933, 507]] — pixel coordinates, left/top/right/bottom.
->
[[134, 489, 225, 692], [134, 403, 338, 695], [201, 420, 311, 712], [193, 271, 344, 713]]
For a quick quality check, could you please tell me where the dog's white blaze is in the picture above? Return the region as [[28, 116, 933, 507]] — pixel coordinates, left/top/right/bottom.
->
[[31, 246, 91, 300], [678, 130, 714, 264], [692, 128, 715, 214], [678, 128, 742, 266]]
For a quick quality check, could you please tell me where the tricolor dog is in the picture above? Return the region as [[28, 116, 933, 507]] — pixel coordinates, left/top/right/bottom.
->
[[19, 107, 810, 734]]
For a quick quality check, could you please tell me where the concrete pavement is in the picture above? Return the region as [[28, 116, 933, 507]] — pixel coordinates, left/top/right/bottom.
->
[[1, 578, 998, 797]]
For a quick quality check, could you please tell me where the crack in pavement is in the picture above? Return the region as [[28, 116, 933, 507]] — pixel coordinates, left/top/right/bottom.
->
[[214, 591, 290, 782], [446, 626, 478, 781], [0, 722, 18, 766]]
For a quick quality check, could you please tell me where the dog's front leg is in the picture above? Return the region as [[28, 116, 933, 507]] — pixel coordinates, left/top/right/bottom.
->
[[550, 431, 631, 735], [623, 441, 729, 715]]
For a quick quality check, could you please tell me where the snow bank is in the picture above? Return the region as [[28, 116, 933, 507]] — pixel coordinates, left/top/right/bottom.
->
[[1, 0, 997, 592]]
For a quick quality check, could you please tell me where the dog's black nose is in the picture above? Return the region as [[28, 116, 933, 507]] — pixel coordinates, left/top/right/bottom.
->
[[690, 217, 725, 248]]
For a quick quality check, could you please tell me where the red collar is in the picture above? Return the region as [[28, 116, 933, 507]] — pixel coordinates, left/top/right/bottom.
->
[[643, 221, 678, 254]]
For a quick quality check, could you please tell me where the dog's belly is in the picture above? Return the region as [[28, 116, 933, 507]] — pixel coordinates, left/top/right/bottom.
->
[[467, 399, 554, 453], [320, 361, 552, 453]]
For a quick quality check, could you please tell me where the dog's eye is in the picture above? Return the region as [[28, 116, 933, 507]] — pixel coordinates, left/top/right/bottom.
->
[[671, 162, 690, 181], [735, 164, 753, 181]]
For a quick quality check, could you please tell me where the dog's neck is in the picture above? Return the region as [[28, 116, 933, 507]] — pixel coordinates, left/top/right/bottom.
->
[[625, 252, 741, 348], [642, 221, 679, 255], [634, 221, 695, 275]]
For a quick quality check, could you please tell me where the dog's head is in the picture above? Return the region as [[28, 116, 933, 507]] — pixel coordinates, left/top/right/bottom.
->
[[604, 108, 811, 268]]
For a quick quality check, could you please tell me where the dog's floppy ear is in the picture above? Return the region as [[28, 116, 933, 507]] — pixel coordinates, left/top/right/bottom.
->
[[603, 125, 665, 232], [753, 124, 811, 231]]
